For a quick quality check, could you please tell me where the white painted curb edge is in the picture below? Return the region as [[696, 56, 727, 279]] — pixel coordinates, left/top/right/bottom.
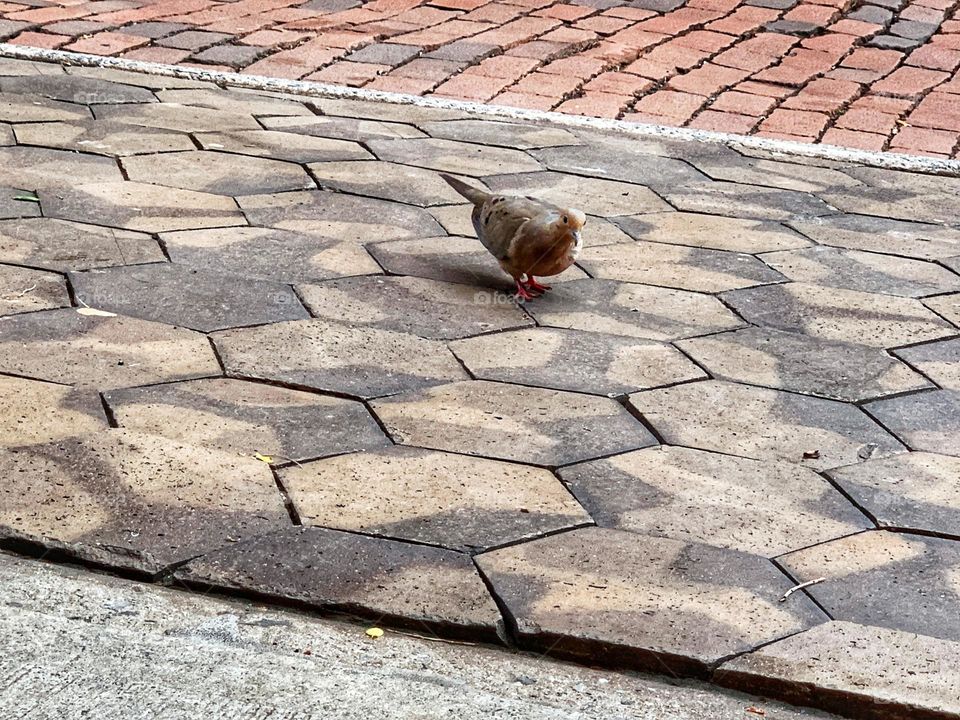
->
[[4, 42, 960, 175]]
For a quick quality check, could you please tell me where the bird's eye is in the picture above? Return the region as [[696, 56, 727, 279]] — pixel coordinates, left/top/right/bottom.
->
[[562, 215, 568, 224]]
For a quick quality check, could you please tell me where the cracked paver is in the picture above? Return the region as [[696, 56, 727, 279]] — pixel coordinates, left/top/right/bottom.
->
[[0, 263, 69, 316]]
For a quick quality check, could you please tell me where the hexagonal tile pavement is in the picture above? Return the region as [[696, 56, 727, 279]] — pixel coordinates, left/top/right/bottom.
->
[[154, 88, 312, 116], [450, 327, 705, 396], [761, 246, 960, 298], [779, 531, 960, 641], [819, 187, 960, 226], [308, 160, 464, 206], [281, 446, 590, 551], [0, 218, 163, 271], [789, 214, 960, 260], [195, 129, 372, 164], [0, 187, 41, 220], [213, 319, 467, 399], [925, 293, 960, 327], [0, 375, 106, 449], [579, 242, 785, 292], [0, 263, 69, 316], [677, 327, 931, 402], [367, 138, 542, 177], [160, 226, 381, 284], [0, 124, 11, 146], [476, 527, 825, 675], [864, 389, 960, 457], [560, 446, 870, 557], [429, 203, 478, 237], [615, 212, 810, 254], [174, 526, 503, 640], [421, 120, 579, 150], [895, 337, 960, 389], [724, 283, 955, 348], [94, 102, 262, 132], [309, 96, 465, 123], [262, 114, 426, 142], [690, 157, 859, 193], [524, 278, 744, 341], [371, 379, 655, 466], [0, 74, 156, 105], [0, 307, 220, 389], [0, 429, 289, 574], [122, 150, 315, 196], [484, 172, 670, 217], [41, 181, 246, 233], [297, 275, 533, 340], [531, 142, 708, 189], [104, 377, 388, 462], [0, 91, 90, 122], [0, 146, 122, 190], [70, 263, 308, 332], [629, 380, 904, 470], [664, 182, 836, 221], [14, 120, 196, 156]]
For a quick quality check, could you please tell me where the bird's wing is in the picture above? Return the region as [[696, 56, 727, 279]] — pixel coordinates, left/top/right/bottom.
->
[[477, 196, 550, 260]]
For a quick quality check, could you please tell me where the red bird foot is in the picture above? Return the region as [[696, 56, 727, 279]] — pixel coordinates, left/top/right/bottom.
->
[[525, 277, 552, 294], [514, 280, 535, 302]]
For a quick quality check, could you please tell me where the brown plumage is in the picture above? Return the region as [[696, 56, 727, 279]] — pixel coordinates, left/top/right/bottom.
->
[[440, 173, 586, 301]]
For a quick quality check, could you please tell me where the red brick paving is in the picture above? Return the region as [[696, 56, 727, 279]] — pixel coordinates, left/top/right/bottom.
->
[[3, 0, 960, 157]]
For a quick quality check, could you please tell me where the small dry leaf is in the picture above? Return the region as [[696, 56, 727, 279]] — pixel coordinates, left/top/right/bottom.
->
[[13, 193, 40, 203], [745, 707, 766, 716], [365, 627, 384, 639], [254, 452, 273, 463], [802, 449, 820, 460]]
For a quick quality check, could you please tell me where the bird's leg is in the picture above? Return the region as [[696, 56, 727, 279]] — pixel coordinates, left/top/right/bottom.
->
[[513, 278, 535, 301], [525, 276, 552, 293]]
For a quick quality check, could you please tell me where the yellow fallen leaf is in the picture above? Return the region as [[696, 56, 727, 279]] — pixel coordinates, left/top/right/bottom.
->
[[254, 452, 273, 463], [76, 308, 117, 317], [365, 627, 384, 639]]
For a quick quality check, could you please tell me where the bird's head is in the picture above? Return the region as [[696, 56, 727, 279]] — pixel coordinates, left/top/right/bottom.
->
[[554, 208, 587, 241]]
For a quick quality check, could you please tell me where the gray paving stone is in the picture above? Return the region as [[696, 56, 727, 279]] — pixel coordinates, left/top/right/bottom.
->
[[297, 275, 533, 340], [122, 150, 315, 196], [560, 446, 870, 556], [175, 526, 504, 640], [0, 375, 107, 449], [0, 307, 220, 389], [665, 182, 836, 221], [779, 531, 960, 641], [104, 377, 388, 462], [195, 129, 372, 163], [690, 158, 860, 193], [308, 160, 464, 206], [716, 621, 960, 720], [70, 263, 308, 333], [94, 102, 262, 132], [765, 19, 821, 35], [678, 327, 930, 402], [616, 212, 811, 253], [723, 282, 955, 348], [0, 146, 122, 190], [925, 293, 960, 326], [864, 389, 960, 456], [421, 119, 580, 150], [345, 42, 421, 66], [485, 172, 671, 217], [0, 429, 289, 574], [0, 75, 156, 105], [842, 165, 960, 197], [371, 379, 656, 466], [282, 446, 590, 551], [213, 319, 468, 399], [116, 21, 189, 38], [630, 380, 905, 470], [789, 214, 960, 260], [524, 278, 744, 341], [157, 30, 232, 51], [262, 114, 426, 142], [0, 20, 32, 41], [761, 246, 960, 297], [368, 138, 543, 177], [155, 88, 313, 116], [309, 96, 467, 123], [0, 263, 69, 317], [160, 226, 381, 284], [0, 91, 91, 123], [0, 187, 41, 220], [191, 44, 265, 68], [41, 181, 246, 233], [0, 123, 11, 146], [14, 119, 196, 156], [66, 65, 213, 90], [867, 34, 922, 50], [451, 327, 706, 396], [819, 188, 960, 225], [895, 337, 960, 389], [531, 143, 708, 188], [476, 527, 826, 675], [890, 19, 938, 40], [848, 4, 894, 24], [424, 40, 499, 63]]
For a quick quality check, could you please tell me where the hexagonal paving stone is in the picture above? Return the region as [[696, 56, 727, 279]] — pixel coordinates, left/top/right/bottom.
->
[[195, 129, 372, 164], [66, 65, 211, 90], [677, 327, 931, 402], [577, 217, 634, 246], [367, 138, 542, 177], [122, 151, 314, 196], [724, 283, 955, 348], [0, 429, 289, 574], [531, 142, 708, 188], [864, 389, 960, 456], [237, 190, 443, 244], [761, 246, 960, 298], [828, 452, 960, 537], [298, 275, 532, 340], [925, 292, 960, 326], [524, 278, 744, 341], [615, 212, 811, 253], [690, 157, 860, 193], [71, 263, 308, 333], [160, 226, 381, 284], [104, 377, 387, 462], [429, 203, 478, 237], [94, 102, 262, 132], [308, 160, 464, 206], [14, 120, 196, 156], [0, 91, 90, 123], [664, 182, 836, 221], [0, 123, 11, 146], [580, 242, 785, 292], [371, 379, 655, 466], [0, 307, 220, 389], [819, 188, 960, 225], [0, 187, 41, 220], [41, 181, 246, 233], [476, 527, 825, 675], [174, 526, 503, 640], [213, 319, 467, 399], [0, 264, 68, 316], [895, 337, 960, 389], [0, 75, 156, 105], [715, 621, 960, 720], [0, 147, 122, 190], [560, 446, 870, 557], [485, 172, 670, 217], [789, 214, 960, 260], [630, 380, 904, 470], [421, 120, 579, 150], [309, 96, 466, 123], [779, 531, 960, 641], [451, 327, 705, 396], [262, 114, 426, 142], [281, 446, 590, 551], [0, 375, 106, 449], [368, 235, 587, 289], [0, 218, 163, 271], [154, 88, 312, 116]]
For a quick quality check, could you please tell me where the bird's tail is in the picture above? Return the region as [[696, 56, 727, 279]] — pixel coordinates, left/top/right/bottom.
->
[[440, 173, 490, 206]]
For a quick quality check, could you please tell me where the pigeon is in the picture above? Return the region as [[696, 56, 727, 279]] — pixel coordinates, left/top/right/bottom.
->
[[440, 173, 586, 301]]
